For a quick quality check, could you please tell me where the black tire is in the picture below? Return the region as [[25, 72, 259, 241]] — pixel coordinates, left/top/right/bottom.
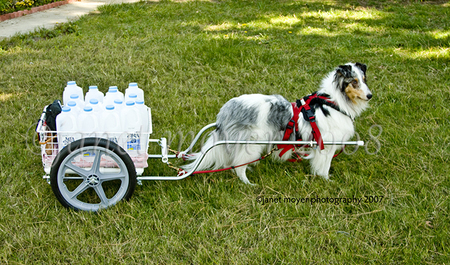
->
[[50, 137, 137, 211]]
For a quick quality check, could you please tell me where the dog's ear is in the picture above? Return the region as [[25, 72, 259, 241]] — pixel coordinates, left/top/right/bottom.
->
[[335, 64, 352, 78], [355, 62, 367, 75]]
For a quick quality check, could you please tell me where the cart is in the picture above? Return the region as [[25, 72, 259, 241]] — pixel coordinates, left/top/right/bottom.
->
[[36, 106, 364, 212]]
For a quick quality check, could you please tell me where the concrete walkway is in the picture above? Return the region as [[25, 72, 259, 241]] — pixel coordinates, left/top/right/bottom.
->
[[0, 0, 141, 39]]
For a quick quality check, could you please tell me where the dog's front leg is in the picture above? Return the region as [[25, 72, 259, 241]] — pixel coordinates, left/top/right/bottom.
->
[[309, 147, 337, 180]]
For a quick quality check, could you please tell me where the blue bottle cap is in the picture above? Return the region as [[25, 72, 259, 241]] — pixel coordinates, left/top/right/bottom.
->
[[67, 81, 76, 86], [114, 99, 123, 104], [83, 106, 93, 112], [89, 99, 99, 104], [89, 86, 98, 90], [106, 105, 115, 110], [126, 101, 135, 106], [70, 94, 79, 99], [109, 86, 118, 92], [67, 101, 76, 107], [62, 106, 71, 112]]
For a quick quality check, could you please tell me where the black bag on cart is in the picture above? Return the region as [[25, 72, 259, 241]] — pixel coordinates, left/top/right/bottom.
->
[[45, 100, 62, 131]]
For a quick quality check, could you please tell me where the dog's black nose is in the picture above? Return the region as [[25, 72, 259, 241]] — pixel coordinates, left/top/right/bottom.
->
[[367, 94, 373, 100]]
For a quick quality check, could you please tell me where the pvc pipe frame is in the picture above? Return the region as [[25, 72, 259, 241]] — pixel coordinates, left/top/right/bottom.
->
[[137, 123, 365, 181]]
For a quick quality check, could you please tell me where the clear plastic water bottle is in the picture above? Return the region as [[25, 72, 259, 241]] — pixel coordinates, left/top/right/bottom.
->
[[87, 98, 102, 114], [125, 82, 144, 103], [67, 101, 82, 114], [85, 85, 104, 104], [100, 105, 122, 145], [69, 94, 85, 110], [63, 81, 84, 106], [135, 100, 152, 134], [125, 93, 138, 104], [104, 86, 124, 106], [135, 99, 152, 153], [78, 106, 99, 137], [56, 106, 79, 151], [121, 101, 142, 155], [113, 99, 124, 112], [104, 86, 117, 106]]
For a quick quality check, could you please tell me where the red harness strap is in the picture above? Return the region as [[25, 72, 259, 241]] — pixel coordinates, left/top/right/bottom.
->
[[277, 102, 303, 158], [301, 97, 324, 150], [277, 92, 338, 159]]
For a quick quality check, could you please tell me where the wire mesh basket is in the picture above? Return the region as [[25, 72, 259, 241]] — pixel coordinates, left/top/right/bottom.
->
[[36, 108, 151, 175]]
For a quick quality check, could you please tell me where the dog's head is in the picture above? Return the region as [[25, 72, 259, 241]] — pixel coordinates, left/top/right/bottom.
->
[[334, 63, 372, 105]]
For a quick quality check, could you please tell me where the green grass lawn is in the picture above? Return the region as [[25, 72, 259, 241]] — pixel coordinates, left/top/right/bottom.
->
[[1, 0, 449, 263]]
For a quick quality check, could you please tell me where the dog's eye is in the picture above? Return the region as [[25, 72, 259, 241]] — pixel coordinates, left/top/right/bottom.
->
[[351, 80, 358, 87]]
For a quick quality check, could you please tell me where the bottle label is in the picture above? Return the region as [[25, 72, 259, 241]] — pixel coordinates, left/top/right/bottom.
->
[[127, 133, 141, 151], [63, 136, 75, 146]]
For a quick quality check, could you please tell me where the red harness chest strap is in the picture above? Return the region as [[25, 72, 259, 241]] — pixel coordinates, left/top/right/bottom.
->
[[277, 93, 336, 158], [299, 98, 324, 150]]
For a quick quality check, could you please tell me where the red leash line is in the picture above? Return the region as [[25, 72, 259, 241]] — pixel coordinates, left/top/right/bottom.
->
[[192, 155, 267, 175], [193, 146, 345, 172], [167, 146, 277, 175], [191, 145, 344, 174], [190, 147, 277, 175], [169, 137, 345, 175]]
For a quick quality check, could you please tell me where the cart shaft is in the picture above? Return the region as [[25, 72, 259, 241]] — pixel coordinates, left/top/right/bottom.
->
[[141, 138, 364, 181]]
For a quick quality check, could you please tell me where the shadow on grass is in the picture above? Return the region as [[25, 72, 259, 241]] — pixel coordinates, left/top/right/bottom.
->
[[2, 0, 448, 65]]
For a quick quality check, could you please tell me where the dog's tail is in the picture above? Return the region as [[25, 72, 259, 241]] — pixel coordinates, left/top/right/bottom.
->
[[181, 131, 230, 173]]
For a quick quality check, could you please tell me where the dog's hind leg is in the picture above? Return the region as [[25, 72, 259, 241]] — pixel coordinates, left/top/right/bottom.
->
[[234, 166, 255, 185], [231, 143, 266, 185]]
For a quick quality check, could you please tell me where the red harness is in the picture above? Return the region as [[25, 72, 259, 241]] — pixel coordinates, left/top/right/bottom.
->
[[277, 92, 342, 160]]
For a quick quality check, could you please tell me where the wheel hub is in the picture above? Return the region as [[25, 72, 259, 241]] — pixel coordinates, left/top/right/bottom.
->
[[87, 175, 100, 186]]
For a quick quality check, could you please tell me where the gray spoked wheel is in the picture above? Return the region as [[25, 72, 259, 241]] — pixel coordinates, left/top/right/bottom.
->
[[50, 138, 136, 211]]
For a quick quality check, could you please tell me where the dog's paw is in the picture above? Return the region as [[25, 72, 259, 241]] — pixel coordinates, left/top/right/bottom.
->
[[322, 175, 335, 182], [243, 181, 257, 186], [318, 174, 332, 181]]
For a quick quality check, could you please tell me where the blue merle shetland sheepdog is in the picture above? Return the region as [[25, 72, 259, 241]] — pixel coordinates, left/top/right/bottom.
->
[[183, 63, 372, 184]]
